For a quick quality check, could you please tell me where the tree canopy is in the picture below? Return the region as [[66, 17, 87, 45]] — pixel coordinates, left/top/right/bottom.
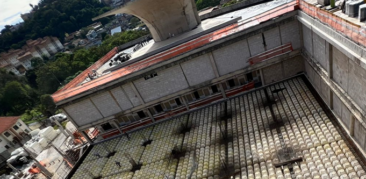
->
[[0, 30, 148, 117], [0, 0, 111, 53]]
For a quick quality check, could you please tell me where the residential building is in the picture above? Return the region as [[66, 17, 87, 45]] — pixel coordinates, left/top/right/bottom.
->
[[0, 117, 31, 163], [0, 36, 64, 75]]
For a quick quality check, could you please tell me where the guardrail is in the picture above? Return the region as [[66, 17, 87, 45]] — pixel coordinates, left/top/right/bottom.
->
[[248, 43, 293, 65]]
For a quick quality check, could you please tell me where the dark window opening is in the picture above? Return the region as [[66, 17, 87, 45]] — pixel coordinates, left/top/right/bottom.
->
[[13, 126, 19, 130], [4, 132, 10, 137], [137, 111, 147, 119], [154, 105, 164, 113], [175, 98, 182, 106], [211, 85, 219, 93], [101, 123, 114, 131], [228, 79, 235, 88], [144, 72, 158, 80], [24, 129, 29, 133], [193, 91, 200, 100], [246, 73, 253, 81], [5, 145, 10, 149]]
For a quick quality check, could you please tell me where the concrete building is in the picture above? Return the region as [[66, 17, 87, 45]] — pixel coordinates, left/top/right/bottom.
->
[[86, 30, 98, 40], [54, 0, 366, 173], [0, 117, 31, 163], [0, 36, 64, 75]]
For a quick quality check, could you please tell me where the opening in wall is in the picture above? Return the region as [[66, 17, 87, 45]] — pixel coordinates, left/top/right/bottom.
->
[[154, 104, 164, 113], [175, 98, 182, 106], [228, 79, 236, 88], [101, 123, 114, 131], [246, 73, 253, 81], [137, 111, 147, 119], [193, 91, 200, 100], [211, 85, 219, 93]]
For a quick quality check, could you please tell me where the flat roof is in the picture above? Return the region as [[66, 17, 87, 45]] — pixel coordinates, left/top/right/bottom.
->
[[52, 0, 297, 104], [69, 77, 366, 179]]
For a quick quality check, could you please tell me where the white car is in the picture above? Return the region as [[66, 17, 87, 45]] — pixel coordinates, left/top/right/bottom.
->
[[50, 113, 67, 123], [6, 148, 29, 165]]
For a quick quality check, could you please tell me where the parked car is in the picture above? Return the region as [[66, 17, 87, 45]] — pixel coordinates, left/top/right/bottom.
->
[[50, 113, 67, 123], [6, 148, 29, 165]]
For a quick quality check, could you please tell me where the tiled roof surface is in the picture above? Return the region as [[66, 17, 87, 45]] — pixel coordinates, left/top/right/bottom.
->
[[0, 116, 19, 134]]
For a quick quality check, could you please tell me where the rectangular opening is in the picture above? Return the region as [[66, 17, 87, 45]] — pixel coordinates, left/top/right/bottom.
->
[[101, 123, 114, 131], [228, 79, 236, 88], [211, 85, 219, 93], [137, 111, 147, 119], [154, 104, 164, 113], [175, 98, 182, 105], [246, 72, 253, 81], [193, 91, 200, 100]]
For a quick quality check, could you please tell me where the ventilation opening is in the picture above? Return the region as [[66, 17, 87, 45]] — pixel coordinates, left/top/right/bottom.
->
[[154, 104, 164, 113]]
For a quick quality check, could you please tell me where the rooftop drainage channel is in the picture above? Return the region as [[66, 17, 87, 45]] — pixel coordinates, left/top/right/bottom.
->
[[299, 75, 366, 171]]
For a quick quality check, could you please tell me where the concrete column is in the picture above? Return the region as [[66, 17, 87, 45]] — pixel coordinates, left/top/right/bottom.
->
[[327, 42, 333, 79], [54, 119, 69, 137], [350, 116, 355, 137], [329, 90, 334, 110], [181, 96, 190, 110], [81, 131, 93, 144], [259, 69, 265, 85], [111, 120, 122, 134], [145, 109, 155, 122], [208, 52, 227, 99]]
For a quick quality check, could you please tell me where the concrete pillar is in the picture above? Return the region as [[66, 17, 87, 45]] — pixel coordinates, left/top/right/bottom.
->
[[181, 96, 190, 111], [350, 116, 355, 137], [327, 42, 333, 79], [111, 120, 122, 134], [81, 131, 93, 144], [259, 69, 265, 85], [208, 52, 227, 99], [145, 109, 155, 122], [54, 119, 69, 137]]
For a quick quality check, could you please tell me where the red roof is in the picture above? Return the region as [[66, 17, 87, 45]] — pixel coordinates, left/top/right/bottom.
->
[[0, 116, 19, 134], [52, 1, 297, 104]]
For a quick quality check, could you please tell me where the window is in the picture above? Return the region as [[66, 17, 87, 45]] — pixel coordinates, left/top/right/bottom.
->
[[246, 72, 253, 81], [5, 145, 10, 149], [175, 98, 182, 106], [144, 72, 158, 80], [137, 111, 147, 119], [101, 123, 114, 131], [0, 139, 2, 143], [228, 79, 236, 88], [24, 129, 29, 133], [154, 104, 164, 113], [4, 132, 10, 137], [211, 85, 219, 93], [13, 125, 19, 130], [17, 122, 22, 126], [193, 91, 200, 100]]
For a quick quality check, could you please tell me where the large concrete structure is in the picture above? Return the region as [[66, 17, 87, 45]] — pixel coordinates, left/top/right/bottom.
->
[[93, 0, 201, 41], [54, 0, 366, 170]]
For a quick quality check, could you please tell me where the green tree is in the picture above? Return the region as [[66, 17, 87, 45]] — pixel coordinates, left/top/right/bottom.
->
[[39, 94, 57, 117], [1, 81, 34, 115]]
